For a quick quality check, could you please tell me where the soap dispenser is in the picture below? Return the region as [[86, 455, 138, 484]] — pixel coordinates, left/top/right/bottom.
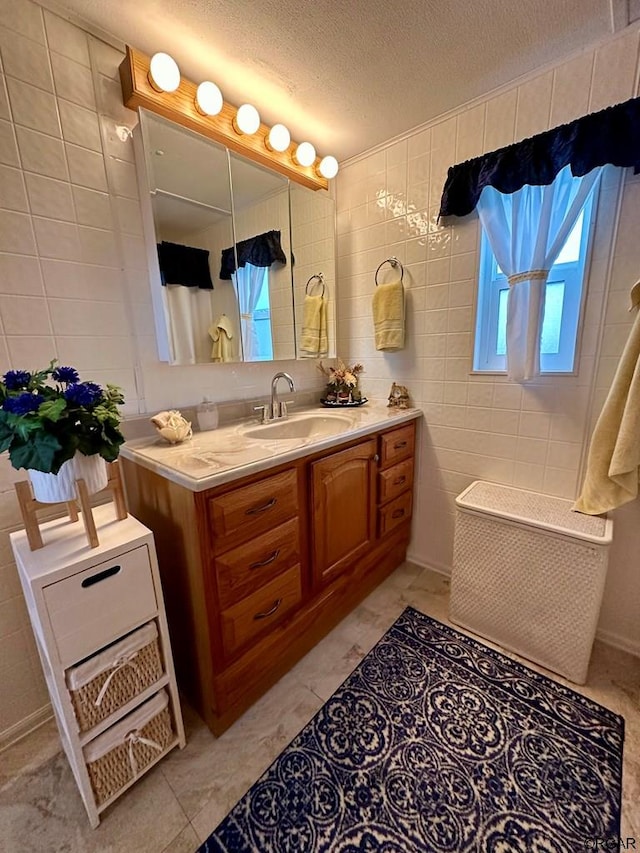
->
[[197, 398, 219, 431]]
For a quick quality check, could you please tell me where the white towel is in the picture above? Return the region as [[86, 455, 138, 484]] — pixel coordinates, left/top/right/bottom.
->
[[574, 280, 640, 514]]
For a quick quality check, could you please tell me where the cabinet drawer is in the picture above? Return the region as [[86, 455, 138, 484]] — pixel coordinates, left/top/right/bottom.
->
[[378, 490, 413, 537], [220, 565, 302, 657], [208, 468, 298, 549], [379, 423, 415, 469], [43, 546, 157, 667], [215, 518, 300, 609], [378, 458, 414, 505]]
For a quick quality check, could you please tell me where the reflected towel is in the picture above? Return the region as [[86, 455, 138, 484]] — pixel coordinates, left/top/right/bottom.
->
[[300, 294, 328, 357], [373, 279, 404, 351], [208, 314, 234, 363], [574, 281, 640, 514]]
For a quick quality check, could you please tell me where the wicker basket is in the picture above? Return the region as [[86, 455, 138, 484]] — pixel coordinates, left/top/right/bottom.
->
[[66, 622, 163, 733], [84, 690, 173, 805]]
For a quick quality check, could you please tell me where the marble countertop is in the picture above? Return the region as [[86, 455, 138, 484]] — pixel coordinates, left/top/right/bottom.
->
[[120, 401, 422, 492]]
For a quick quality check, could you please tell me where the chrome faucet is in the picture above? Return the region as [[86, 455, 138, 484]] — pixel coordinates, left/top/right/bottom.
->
[[269, 372, 295, 420]]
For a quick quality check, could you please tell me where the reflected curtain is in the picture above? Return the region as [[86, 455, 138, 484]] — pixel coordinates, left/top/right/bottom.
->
[[165, 286, 217, 364], [234, 263, 266, 361], [220, 230, 286, 280], [476, 164, 602, 381]]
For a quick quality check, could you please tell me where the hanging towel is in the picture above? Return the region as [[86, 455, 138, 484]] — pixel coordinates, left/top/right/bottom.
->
[[299, 294, 328, 357], [373, 279, 405, 351], [208, 314, 235, 363], [574, 280, 640, 515]]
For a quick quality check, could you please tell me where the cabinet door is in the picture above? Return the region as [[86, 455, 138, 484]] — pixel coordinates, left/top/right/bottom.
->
[[311, 438, 377, 586]]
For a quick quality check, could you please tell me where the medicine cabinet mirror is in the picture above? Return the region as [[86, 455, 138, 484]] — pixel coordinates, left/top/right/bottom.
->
[[134, 109, 336, 365]]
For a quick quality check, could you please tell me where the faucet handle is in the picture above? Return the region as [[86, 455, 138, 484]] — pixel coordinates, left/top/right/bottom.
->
[[279, 400, 294, 419], [253, 404, 268, 423]]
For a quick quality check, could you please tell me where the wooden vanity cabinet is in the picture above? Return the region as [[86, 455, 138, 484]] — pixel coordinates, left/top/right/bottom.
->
[[121, 418, 417, 735]]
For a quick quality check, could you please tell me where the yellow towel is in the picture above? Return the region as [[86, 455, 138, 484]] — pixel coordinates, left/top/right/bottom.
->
[[300, 294, 328, 357], [373, 279, 404, 351], [574, 281, 640, 515], [208, 314, 234, 363]]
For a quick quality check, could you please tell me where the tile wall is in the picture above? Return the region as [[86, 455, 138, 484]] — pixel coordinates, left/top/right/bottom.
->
[[335, 26, 640, 655]]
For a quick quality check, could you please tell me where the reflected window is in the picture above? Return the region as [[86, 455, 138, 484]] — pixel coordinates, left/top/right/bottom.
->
[[233, 264, 273, 361]]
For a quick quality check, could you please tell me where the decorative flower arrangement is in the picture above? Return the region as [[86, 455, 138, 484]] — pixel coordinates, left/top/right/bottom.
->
[[319, 359, 364, 404], [0, 361, 125, 474]]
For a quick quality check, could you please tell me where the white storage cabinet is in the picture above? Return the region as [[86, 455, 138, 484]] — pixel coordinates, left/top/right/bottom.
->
[[450, 481, 613, 684], [11, 504, 186, 827]]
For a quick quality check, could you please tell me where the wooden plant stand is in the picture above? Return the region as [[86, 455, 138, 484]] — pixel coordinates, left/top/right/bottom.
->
[[15, 460, 128, 551]]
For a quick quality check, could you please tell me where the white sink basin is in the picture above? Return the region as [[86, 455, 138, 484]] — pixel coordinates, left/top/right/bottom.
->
[[242, 412, 354, 440]]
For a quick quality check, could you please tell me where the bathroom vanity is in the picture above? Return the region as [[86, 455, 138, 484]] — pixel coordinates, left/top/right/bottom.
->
[[120, 404, 420, 734]]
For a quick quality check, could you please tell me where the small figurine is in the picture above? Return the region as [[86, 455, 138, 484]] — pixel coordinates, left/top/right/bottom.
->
[[387, 382, 410, 409]]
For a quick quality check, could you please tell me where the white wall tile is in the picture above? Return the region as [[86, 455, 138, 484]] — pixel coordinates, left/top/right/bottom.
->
[[5, 77, 60, 137], [0, 74, 9, 120], [0, 118, 19, 167], [6, 334, 56, 366], [41, 259, 123, 301], [0, 210, 36, 254], [66, 143, 107, 190], [50, 52, 95, 109], [78, 225, 118, 266], [0, 26, 52, 91], [0, 294, 51, 334], [48, 298, 127, 336], [456, 104, 486, 162], [15, 126, 67, 180], [58, 99, 101, 150], [32, 216, 79, 260], [0, 1, 44, 44], [0, 254, 42, 295], [515, 71, 553, 140], [72, 185, 112, 228], [25, 173, 73, 220], [590, 28, 639, 111], [44, 10, 90, 67], [0, 163, 27, 211], [549, 52, 594, 127], [484, 89, 517, 152]]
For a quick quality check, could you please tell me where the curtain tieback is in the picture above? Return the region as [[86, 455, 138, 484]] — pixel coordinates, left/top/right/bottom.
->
[[240, 313, 252, 320], [507, 269, 549, 286]]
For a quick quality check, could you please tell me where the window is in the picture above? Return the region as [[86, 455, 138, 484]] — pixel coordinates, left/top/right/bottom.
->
[[473, 192, 596, 373]]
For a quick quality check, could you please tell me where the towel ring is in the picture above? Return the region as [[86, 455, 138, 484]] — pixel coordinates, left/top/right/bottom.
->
[[375, 257, 404, 286], [305, 273, 325, 297]]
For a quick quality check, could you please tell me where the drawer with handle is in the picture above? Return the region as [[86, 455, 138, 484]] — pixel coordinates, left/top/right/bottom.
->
[[220, 564, 302, 657], [378, 457, 414, 505], [43, 546, 157, 667], [379, 423, 415, 469], [208, 468, 298, 552], [378, 490, 413, 537], [214, 517, 300, 609]]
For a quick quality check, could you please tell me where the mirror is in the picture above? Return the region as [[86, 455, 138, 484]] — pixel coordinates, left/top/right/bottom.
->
[[134, 109, 336, 365]]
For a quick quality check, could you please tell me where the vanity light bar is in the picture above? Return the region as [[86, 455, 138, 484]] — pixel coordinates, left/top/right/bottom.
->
[[119, 46, 332, 191]]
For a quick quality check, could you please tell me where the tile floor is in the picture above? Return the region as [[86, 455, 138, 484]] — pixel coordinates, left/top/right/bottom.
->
[[1, 563, 639, 852]]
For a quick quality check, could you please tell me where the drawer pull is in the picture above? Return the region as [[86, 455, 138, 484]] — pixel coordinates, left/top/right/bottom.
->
[[81, 565, 121, 588], [245, 498, 276, 516], [253, 598, 282, 620], [393, 441, 407, 450], [249, 549, 280, 570], [392, 508, 405, 519], [392, 475, 406, 486]]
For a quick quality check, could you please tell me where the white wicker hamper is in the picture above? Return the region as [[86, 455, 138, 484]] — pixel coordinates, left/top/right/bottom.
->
[[450, 481, 613, 684]]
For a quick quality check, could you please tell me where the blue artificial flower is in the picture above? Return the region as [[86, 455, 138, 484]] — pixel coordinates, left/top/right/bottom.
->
[[3, 393, 44, 415], [52, 365, 80, 384], [3, 370, 31, 391], [64, 382, 103, 407]]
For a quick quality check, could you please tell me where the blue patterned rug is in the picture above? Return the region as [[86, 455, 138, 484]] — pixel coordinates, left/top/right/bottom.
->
[[199, 607, 624, 852]]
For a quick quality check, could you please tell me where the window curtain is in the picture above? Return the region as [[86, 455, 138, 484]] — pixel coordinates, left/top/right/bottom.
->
[[157, 241, 213, 289], [234, 263, 267, 361], [476, 164, 602, 381], [220, 230, 286, 280], [165, 286, 216, 364]]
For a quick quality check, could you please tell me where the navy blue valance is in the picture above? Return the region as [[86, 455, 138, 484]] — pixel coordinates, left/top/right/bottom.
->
[[439, 96, 640, 218], [219, 230, 287, 280], [157, 241, 213, 289]]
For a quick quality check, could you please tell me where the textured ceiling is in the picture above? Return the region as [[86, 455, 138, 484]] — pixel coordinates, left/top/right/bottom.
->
[[55, 0, 620, 162]]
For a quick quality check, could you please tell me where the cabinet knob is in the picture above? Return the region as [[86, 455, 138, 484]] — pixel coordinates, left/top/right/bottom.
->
[[373, 454, 380, 463]]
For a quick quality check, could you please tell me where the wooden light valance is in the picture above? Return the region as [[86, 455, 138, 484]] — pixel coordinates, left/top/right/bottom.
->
[[119, 46, 328, 192]]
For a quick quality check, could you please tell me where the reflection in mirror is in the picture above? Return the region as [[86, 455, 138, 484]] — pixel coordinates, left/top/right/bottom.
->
[[228, 153, 294, 361], [139, 109, 241, 364], [290, 184, 336, 360]]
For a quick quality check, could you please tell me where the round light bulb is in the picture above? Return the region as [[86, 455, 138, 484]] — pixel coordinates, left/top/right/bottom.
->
[[148, 53, 180, 93], [318, 155, 339, 179], [235, 103, 260, 135], [294, 141, 316, 167], [195, 81, 223, 116], [267, 123, 291, 152]]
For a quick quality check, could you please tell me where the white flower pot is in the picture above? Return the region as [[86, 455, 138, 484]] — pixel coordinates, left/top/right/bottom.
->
[[28, 453, 109, 503]]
